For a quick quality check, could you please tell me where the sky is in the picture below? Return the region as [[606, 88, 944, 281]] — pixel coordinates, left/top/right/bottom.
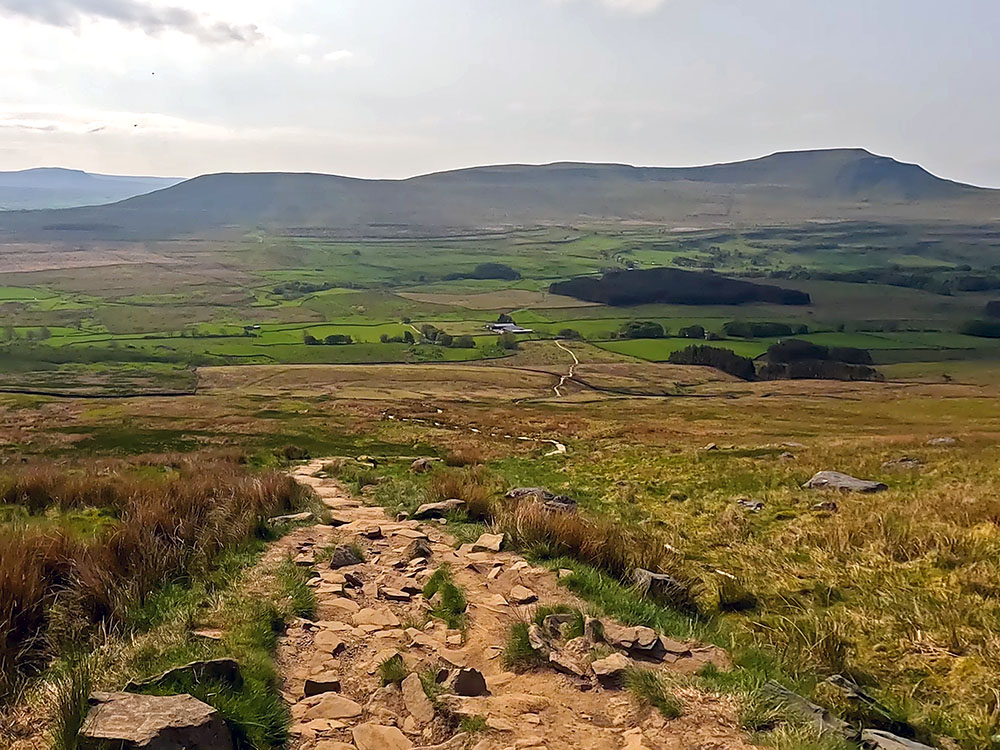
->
[[2, 0, 999, 186]]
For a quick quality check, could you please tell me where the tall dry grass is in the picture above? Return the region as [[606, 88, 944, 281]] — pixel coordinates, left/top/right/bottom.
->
[[0, 456, 305, 702]]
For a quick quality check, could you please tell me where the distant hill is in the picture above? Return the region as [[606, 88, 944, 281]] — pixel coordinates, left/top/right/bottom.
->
[[1, 149, 996, 240], [0, 168, 183, 210]]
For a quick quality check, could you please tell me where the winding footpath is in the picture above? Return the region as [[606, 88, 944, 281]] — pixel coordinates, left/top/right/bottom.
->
[[272, 459, 753, 750], [552, 341, 580, 398]]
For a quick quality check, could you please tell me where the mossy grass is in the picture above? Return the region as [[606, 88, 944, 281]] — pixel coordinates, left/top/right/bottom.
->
[[378, 653, 408, 687]]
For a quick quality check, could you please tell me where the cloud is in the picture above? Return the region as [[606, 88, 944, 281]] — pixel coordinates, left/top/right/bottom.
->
[[0, 0, 265, 44]]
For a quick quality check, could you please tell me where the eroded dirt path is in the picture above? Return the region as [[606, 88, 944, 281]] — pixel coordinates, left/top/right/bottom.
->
[[276, 459, 754, 750]]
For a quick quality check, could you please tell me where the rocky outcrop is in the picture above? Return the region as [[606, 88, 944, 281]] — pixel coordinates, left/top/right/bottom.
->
[[804, 471, 887, 493], [760, 681, 853, 738], [79, 692, 233, 750], [591, 653, 631, 687]]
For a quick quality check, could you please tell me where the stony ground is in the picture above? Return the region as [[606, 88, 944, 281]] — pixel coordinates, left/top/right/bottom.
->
[[277, 459, 756, 750]]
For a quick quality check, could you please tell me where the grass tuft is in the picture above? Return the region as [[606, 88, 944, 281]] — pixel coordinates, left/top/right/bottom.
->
[[378, 653, 407, 687], [422, 567, 468, 629], [624, 668, 683, 720], [501, 622, 545, 672]]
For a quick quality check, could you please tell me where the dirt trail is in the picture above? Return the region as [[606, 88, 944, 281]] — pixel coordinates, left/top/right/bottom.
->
[[277, 459, 753, 750], [552, 341, 580, 398]]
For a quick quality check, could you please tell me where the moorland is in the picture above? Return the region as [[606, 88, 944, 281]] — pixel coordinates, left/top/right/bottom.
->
[[2, 147, 1000, 750]]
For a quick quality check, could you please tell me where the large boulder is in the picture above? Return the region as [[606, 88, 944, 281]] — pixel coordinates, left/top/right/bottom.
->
[[804, 471, 887, 493], [79, 692, 233, 750]]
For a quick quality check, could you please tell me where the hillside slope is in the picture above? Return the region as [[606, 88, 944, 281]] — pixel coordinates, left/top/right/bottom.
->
[[1, 149, 996, 239], [0, 168, 183, 210]]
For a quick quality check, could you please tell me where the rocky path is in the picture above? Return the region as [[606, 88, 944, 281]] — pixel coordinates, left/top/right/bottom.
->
[[552, 341, 579, 398], [276, 459, 754, 750]]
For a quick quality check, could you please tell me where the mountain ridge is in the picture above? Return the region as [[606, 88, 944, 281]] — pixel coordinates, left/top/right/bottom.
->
[[2, 148, 996, 240], [0, 168, 184, 210]]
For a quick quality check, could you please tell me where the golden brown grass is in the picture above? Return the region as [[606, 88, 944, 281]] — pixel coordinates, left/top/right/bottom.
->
[[0, 456, 306, 702]]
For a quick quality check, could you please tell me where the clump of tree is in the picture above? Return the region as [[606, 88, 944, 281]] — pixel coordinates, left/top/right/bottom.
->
[[557, 328, 583, 340], [498, 332, 518, 350], [303, 332, 353, 345], [668, 345, 756, 381], [380, 331, 416, 344], [960, 319, 1000, 338], [722, 321, 808, 338], [759, 339, 880, 381], [273, 280, 335, 299], [550, 267, 810, 307], [678, 324, 705, 339], [620, 321, 666, 339], [443, 263, 521, 282]]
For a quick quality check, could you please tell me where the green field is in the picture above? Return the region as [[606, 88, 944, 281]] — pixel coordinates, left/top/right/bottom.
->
[[2, 224, 999, 392]]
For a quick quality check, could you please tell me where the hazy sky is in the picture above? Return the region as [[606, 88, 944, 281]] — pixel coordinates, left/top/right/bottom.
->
[[2, 0, 999, 185]]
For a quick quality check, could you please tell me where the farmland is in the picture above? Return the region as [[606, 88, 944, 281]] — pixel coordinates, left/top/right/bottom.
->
[[1, 222, 1000, 394]]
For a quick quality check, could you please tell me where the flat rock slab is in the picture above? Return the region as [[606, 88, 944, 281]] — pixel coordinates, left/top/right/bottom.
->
[[509, 585, 538, 605], [472, 532, 504, 552], [352, 723, 414, 750], [804, 471, 887, 493], [303, 693, 363, 720], [401, 672, 435, 725], [861, 730, 935, 750], [79, 691, 233, 750]]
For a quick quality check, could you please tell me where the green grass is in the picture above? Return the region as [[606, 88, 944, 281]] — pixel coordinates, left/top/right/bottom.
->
[[422, 566, 468, 629], [624, 668, 683, 719], [502, 622, 545, 672], [378, 653, 408, 687]]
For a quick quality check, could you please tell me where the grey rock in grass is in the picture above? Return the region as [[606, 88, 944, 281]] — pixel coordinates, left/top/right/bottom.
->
[[79, 692, 233, 750], [881, 456, 922, 470], [505, 486, 577, 512], [267, 511, 313, 525], [542, 613, 577, 640], [413, 498, 466, 520], [125, 658, 242, 692], [760, 681, 854, 739], [860, 730, 935, 750], [410, 458, 434, 473], [633, 568, 688, 608], [926, 437, 957, 446], [803, 471, 887, 493]]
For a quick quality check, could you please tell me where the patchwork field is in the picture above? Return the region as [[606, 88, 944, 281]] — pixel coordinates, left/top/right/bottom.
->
[[1, 223, 999, 394]]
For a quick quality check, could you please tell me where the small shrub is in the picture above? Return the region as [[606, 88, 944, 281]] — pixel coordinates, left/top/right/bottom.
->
[[277, 444, 310, 461], [443, 446, 486, 467], [459, 715, 489, 733]]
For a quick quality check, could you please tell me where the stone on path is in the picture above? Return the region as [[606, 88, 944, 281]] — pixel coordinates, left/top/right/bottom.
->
[[354, 607, 401, 628], [472, 532, 504, 553], [314, 631, 346, 655], [591, 653, 631, 687], [803, 471, 887, 493], [315, 742, 356, 750], [509, 585, 537, 605], [79, 692, 233, 750], [352, 723, 414, 750], [328, 544, 364, 569], [303, 693, 363, 721], [401, 672, 435, 725]]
